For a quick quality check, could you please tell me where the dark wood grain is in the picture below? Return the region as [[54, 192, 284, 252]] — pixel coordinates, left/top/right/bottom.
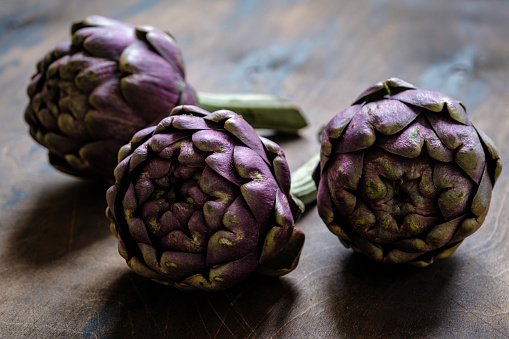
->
[[1, 0, 508, 338]]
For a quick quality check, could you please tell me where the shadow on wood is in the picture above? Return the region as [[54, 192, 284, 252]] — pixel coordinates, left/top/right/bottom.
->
[[5, 179, 111, 268], [83, 271, 299, 338], [324, 253, 459, 337]]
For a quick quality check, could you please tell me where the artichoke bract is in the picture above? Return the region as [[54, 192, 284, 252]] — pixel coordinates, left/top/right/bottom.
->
[[25, 15, 197, 179], [106, 105, 305, 290], [314, 78, 502, 267]]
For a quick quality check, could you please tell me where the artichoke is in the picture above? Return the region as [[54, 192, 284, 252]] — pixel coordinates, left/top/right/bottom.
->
[[106, 105, 305, 290], [312, 78, 502, 267], [25, 15, 307, 180], [25, 15, 197, 179]]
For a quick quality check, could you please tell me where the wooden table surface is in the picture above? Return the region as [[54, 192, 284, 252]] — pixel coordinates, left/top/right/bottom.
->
[[1, 0, 509, 338]]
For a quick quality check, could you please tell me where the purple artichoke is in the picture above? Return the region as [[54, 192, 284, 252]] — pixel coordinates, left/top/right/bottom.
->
[[24, 15, 307, 181], [314, 78, 502, 267], [106, 105, 305, 290], [25, 15, 197, 179]]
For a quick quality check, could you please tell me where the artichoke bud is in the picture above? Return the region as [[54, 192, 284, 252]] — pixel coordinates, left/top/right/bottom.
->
[[25, 16, 308, 180], [25, 15, 197, 180], [107, 105, 305, 291], [314, 78, 502, 266]]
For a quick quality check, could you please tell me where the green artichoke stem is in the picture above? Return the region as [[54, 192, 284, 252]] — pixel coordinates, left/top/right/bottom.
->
[[290, 152, 320, 206], [196, 92, 307, 134]]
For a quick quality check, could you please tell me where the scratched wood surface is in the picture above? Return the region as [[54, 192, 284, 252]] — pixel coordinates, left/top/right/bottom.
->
[[1, 0, 509, 338]]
